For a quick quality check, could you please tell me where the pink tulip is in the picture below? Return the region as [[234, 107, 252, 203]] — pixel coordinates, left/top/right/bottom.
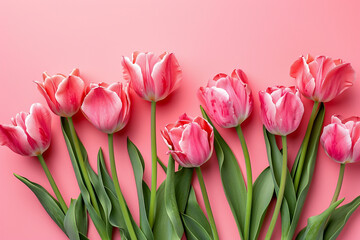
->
[[35, 68, 86, 117], [121, 52, 182, 102], [161, 114, 214, 168], [259, 86, 304, 136], [0, 103, 51, 156], [290, 54, 355, 102], [81, 82, 131, 134], [198, 69, 253, 128], [321, 115, 360, 164]]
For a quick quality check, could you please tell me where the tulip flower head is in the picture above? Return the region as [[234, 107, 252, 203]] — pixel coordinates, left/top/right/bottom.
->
[[290, 54, 355, 102], [198, 69, 253, 128], [81, 82, 131, 134], [161, 114, 214, 168], [259, 86, 304, 136], [35, 68, 86, 117], [121, 52, 182, 102], [0, 103, 51, 156], [321, 115, 360, 164]]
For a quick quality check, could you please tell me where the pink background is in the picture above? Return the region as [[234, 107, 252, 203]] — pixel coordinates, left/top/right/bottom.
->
[[1, 0, 360, 239]]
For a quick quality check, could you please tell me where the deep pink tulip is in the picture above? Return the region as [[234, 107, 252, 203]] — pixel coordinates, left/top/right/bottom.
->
[[121, 52, 182, 102], [0, 103, 51, 156], [35, 68, 86, 117], [290, 54, 355, 102], [259, 86, 304, 136], [198, 69, 253, 128], [161, 114, 214, 168], [321, 115, 360, 164], [81, 82, 131, 134]]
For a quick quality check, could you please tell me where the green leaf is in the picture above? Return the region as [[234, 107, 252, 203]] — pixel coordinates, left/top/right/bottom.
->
[[127, 138, 154, 240], [61, 117, 110, 240], [164, 155, 185, 239], [287, 104, 325, 240], [249, 167, 274, 240], [153, 167, 193, 239], [85, 149, 113, 238], [105, 186, 147, 240], [324, 195, 360, 240], [201, 106, 246, 239], [263, 128, 297, 236], [64, 195, 89, 240], [296, 199, 344, 240], [14, 174, 66, 234], [183, 188, 213, 240]]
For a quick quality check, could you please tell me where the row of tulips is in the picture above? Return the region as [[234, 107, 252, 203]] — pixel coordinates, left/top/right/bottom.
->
[[0, 52, 359, 240]]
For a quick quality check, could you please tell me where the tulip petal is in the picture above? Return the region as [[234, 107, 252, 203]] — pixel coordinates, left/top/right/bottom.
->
[[275, 92, 304, 135], [151, 53, 182, 101], [168, 150, 194, 168], [35, 81, 60, 115], [122, 56, 148, 99], [81, 87, 122, 134], [179, 122, 211, 166], [25, 103, 51, 152], [321, 124, 352, 163], [0, 124, 35, 156], [55, 75, 85, 117], [319, 63, 355, 102], [259, 91, 277, 134], [290, 56, 316, 99], [352, 138, 360, 163]]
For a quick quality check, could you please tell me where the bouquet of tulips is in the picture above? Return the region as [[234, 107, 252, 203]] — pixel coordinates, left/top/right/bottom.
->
[[1, 52, 359, 240]]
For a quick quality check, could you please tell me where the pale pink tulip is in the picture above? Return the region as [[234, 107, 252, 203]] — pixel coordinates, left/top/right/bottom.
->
[[35, 68, 86, 117], [121, 52, 182, 102], [198, 69, 253, 128], [0, 103, 51, 156], [81, 82, 131, 134], [321, 115, 360, 164], [259, 86, 304, 136], [161, 114, 214, 168], [290, 55, 355, 102]]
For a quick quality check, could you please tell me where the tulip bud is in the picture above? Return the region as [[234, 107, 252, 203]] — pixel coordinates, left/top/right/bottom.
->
[[290, 55, 355, 102], [35, 68, 86, 117], [81, 82, 131, 134], [259, 86, 304, 136], [161, 114, 214, 168], [321, 115, 360, 164], [121, 52, 182, 102], [198, 69, 253, 128], [0, 103, 51, 156]]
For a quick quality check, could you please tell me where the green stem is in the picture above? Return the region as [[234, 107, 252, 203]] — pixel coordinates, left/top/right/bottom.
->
[[67, 117, 100, 215], [195, 167, 219, 240], [37, 154, 68, 213], [294, 101, 319, 192], [236, 125, 252, 240], [330, 163, 345, 205], [108, 134, 137, 240], [265, 136, 287, 240], [149, 101, 157, 227]]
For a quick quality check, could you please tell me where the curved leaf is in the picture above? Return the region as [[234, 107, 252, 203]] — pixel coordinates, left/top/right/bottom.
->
[[14, 174, 66, 234], [127, 138, 154, 239], [153, 167, 193, 239], [64, 195, 89, 240], [263, 128, 297, 235], [61, 117, 110, 240], [287, 104, 325, 240], [201, 106, 246, 239], [249, 167, 274, 240], [296, 199, 344, 240], [165, 156, 184, 239], [183, 188, 212, 240], [324, 195, 360, 240]]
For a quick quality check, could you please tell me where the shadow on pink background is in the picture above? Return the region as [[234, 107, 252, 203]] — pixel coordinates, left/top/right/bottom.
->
[[1, 0, 360, 239]]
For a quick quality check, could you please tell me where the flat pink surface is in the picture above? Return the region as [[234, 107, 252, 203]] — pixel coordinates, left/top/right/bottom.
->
[[1, 1, 360, 239]]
